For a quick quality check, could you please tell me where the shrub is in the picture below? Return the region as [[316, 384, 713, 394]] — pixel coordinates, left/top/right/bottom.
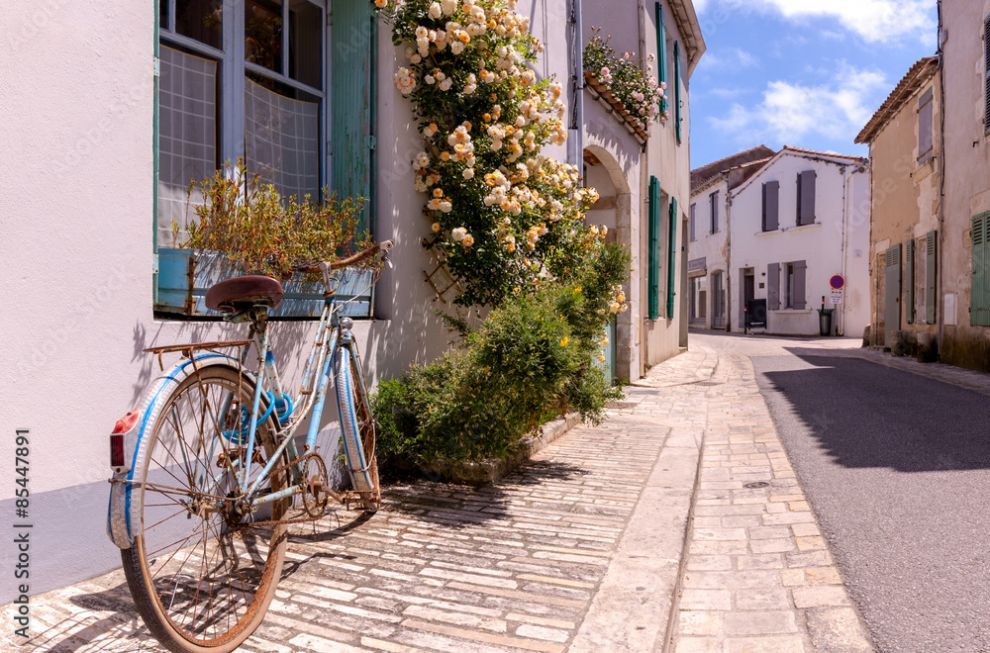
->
[[373, 244, 627, 467]]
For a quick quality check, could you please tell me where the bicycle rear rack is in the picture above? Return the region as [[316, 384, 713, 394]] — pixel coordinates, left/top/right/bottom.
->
[[144, 339, 253, 371]]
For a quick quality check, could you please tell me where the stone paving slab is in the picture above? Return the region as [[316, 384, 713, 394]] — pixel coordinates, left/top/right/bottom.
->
[[669, 347, 874, 653]]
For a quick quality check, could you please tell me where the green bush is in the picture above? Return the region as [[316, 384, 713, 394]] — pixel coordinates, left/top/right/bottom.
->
[[373, 244, 627, 468]]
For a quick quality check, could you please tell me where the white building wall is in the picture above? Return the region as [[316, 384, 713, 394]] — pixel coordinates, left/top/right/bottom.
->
[[688, 180, 730, 329], [0, 0, 579, 600], [728, 152, 871, 336]]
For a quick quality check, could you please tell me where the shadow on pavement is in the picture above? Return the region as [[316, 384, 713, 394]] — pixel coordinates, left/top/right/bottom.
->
[[758, 348, 990, 473]]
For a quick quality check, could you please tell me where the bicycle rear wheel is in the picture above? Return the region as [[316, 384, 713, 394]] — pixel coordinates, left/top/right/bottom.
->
[[334, 344, 380, 512], [121, 365, 288, 653]]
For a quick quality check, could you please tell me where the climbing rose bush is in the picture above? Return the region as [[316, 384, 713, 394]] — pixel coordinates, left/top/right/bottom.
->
[[376, 0, 626, 310], [583, 28, 667, 129]]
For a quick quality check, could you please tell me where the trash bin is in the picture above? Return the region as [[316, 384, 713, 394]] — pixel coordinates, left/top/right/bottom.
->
[[818, 308, 834, 336]]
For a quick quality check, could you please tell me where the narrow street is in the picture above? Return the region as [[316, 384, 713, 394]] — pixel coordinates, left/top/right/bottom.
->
[[695, 332, 990, 653], [7, 335, 990, 652]]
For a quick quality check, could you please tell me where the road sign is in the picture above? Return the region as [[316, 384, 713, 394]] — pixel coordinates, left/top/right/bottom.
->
[[830, 290, 843, 306], [830, 274, 845, 290]]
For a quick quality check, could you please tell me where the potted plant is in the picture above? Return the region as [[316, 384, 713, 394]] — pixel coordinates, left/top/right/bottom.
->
[[157, 163, 375, 318]]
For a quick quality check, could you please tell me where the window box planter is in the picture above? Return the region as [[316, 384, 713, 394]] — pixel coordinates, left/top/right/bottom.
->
[[156, 248, 374, 319], [584, 72, 650, 144]]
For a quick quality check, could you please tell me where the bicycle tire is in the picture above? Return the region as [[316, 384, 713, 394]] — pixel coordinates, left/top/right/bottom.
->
[[121, 364, 288, 653], [334, 344, 381, 513]]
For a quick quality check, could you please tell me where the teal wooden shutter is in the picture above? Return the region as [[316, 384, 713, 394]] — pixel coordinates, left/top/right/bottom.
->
[[654, 2, 667, 114], [673, 41, 682, 143], [925, 231, 937, 324], [649, 176, 660, 320], [972, 214, 990, 326], [332, 0, 376, 233], [667, 197, 678, 317], [905, 239, 915, 324]]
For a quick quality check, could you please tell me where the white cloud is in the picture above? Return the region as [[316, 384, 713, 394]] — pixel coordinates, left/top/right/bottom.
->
[[711, 0, 935, 44], [698, 47, 759, 74], [693, 0, 711, 13], [709, 64, 887, 145]]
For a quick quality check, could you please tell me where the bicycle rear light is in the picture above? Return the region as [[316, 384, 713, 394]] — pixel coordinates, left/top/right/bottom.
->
[[110, 410, 139, 471]]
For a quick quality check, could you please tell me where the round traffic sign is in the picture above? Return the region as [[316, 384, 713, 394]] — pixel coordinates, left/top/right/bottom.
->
[[829, 275, 845, 290]]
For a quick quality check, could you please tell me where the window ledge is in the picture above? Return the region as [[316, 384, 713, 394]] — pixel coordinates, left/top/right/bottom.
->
[[772, 308, 813, 314]]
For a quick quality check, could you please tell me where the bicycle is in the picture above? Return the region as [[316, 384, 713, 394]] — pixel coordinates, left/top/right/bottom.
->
[[106, 240, 393, 653]]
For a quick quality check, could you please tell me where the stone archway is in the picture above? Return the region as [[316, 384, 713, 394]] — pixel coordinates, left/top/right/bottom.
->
[[583, 145, 636, 382]]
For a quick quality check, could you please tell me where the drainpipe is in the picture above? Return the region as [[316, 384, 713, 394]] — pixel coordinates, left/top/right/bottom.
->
[[936, 0, 947, 355], [725, 189, 732, 332], [840, 165, 854, 337], [566, 0, 584, 166]]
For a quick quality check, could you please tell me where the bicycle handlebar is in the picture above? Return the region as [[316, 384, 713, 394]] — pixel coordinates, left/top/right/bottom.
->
[[296, 240, 394, 274]]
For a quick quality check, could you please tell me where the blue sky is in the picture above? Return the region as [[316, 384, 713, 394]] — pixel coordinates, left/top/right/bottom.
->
[[689, 0, 938, 168]]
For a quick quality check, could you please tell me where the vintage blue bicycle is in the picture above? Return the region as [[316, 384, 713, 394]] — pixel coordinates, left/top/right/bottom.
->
[[106, 241, 392, 653]]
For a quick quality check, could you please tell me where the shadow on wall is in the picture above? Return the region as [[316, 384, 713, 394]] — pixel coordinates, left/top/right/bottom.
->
[[759, 347, 990, 473]]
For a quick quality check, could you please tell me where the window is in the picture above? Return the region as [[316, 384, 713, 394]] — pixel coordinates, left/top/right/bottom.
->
[[158, 0, 329, 248], [918, 88, 934, 163], [796, 170, 816, 226], [654, 2, 667, 115], [709, 191, 719, 234], [784, 261, 808, 309], [689, 202, 696, 242], [762, 180, 779, 231], [648, 176, 661, 320], [972, 214, 990, 326], [155, 0, 376, 318]]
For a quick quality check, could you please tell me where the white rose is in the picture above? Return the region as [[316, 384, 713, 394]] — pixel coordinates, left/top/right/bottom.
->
[[451, 227, 466, 241], [441, 0, 457, 15], [463, 167, 475, 179], [428, 2, 442, 19]]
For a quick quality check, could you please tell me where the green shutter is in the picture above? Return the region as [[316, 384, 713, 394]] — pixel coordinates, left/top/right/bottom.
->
[[925, 231, 937, 324], [331, 0, 376, 233], [905, 239, 914, 324], [673, 41, 682, 143], [654, 2, 667, 114], [667, 197, 678, 317], [973, 214, 990, 326], [648, 176, 660, 320]]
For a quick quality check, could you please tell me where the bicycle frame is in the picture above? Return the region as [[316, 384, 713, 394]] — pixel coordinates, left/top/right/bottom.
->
[[229, 293, 360, 510]]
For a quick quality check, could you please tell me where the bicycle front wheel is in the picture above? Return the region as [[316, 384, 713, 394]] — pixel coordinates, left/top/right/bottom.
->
[[121, 364, 288, 653], [334, 344, 380, 512]]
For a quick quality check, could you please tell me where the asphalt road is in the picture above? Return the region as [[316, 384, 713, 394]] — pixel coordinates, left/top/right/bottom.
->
[[694, 333, 990, 653]]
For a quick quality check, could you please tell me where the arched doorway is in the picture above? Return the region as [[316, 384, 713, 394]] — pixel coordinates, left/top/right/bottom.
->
[[583, 145, 635, 383]]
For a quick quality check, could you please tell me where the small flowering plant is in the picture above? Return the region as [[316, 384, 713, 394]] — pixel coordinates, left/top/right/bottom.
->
[[583, 28, 667, 129], [375, 0, 626, 311]]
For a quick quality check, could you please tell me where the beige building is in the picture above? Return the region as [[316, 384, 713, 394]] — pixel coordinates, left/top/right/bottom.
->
[[856, 1, 990, 370], [856, 57, 942, 355]]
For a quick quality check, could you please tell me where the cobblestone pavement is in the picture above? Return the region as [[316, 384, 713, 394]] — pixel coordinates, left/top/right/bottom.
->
[[668, 347, 873, 653], [2, 344, 875, 653]]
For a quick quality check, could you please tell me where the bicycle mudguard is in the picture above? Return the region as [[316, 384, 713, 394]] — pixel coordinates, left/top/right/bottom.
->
[[105, 354, 248, 550]]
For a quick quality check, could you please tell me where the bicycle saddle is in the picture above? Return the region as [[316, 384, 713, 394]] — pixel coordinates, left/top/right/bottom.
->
[[205, 275, 284, 313]]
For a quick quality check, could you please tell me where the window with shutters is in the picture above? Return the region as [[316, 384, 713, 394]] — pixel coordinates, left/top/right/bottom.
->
[[648, 176, 661, 320], [784, 260, 807, 309], [709, 191, 719, 234], [762, 180, 779, 231], [796, 170, 816, 226], [925, 231, 937, 324], [155, 0, 376, 317], [918, 88, 934, 163], [667, 197, 678, 317], [972, 213, 990, 326], [689, 202, 696, 242], [654, 2, 668, 115], [906, 239, 916, 324], [767, 262, 780, 310]]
